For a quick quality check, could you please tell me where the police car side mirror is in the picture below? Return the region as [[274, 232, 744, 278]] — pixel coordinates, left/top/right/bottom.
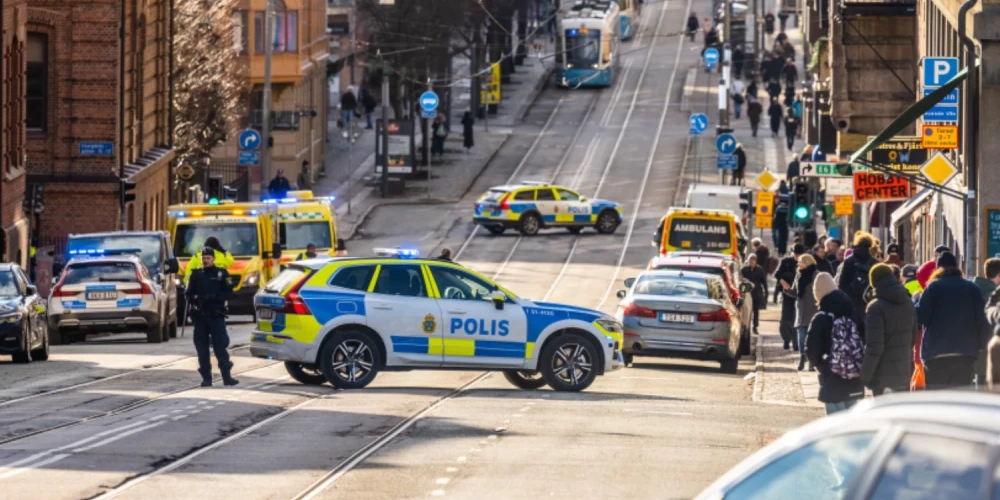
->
[[336, 238, 347, 252], [624, 277, 636, 289], [616, 289, 627, 299], [164, 258, 179, 275], [51, 277, 58, 286], [580, 196, 588, 202], [25, 285, 37, 296], [491, 290, 506, 310]]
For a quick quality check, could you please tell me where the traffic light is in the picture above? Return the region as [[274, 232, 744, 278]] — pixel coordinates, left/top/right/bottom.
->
[[739, 190, 753, 213], [207, 176, 223, 200], [120, 180, 137, 205], [23, 183, 44, 214], [791, 180, 813, 229]]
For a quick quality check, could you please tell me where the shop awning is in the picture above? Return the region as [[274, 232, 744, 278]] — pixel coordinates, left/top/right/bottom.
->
[[890, 187, 935, 228]]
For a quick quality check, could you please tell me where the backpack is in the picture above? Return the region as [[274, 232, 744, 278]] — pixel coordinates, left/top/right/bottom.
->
[[851, 257, 875, 299], [824, 313, 865, 379]]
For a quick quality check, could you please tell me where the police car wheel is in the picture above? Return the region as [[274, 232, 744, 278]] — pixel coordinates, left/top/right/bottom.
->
[[540, 334, 599, 392], [146, 322, 164, 344], [720, 354, 740, 374], [502, 370, 548, 390], [595, 211, 620, 234], [320, 331, 381, 389], [519, 213, 541, 236], [485, 225, 505, 235], [285, 362, 328, 385]]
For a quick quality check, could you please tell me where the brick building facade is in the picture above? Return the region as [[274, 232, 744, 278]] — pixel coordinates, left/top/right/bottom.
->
[[2, 0, 29, 267], [22, 0, 174, 250]]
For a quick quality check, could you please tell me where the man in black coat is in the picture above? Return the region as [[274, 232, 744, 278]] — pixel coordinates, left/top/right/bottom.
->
[[837, 233, 877, 333], [186, 249, 238, 387], [742, 254, 768, 333], [774, 244, 803, 349]]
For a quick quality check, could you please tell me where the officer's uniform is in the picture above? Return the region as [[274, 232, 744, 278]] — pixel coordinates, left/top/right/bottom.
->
[[185, 263, 237, 385], [295, 251, 318, 261], [184, 248, 235, 284]]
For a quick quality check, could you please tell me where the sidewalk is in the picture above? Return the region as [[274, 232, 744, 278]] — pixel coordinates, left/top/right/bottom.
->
[[316, 39, 554, 241], [688, 17, 822, 409]]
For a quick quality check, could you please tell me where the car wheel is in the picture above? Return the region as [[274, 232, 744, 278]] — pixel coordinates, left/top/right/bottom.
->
[[168, 320, 178, 339], [594, 210, 620, 234], [720, 354, 740, 374], [502, 370, 548, 390], [540, 334, 599, 392], [12, 326, 32, 363], [285, 362, 328, 385], [320, 331, 381, 389], [146, 322, 164, 344], [485, 225, 505, 235], [567, 227, 583, 234], [31, 324, 50, 361], [519, 213, 541, 236]]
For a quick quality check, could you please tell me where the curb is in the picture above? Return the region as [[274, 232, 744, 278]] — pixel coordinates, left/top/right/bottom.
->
[[752, 330, 764, 402]]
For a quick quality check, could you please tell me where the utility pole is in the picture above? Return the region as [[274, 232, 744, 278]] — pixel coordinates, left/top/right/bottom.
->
[[427, 75, 433, 199], [722, 0, 732, 130], [261, 0, 275, 199], [350, 0, 357, 85], [380, 70, 390, 198]]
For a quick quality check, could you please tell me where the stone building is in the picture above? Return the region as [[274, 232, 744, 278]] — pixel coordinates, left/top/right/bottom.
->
[[1, 0, 30, 266]]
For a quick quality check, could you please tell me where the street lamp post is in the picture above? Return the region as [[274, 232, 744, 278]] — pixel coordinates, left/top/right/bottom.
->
[[261, 0, 276, 198]]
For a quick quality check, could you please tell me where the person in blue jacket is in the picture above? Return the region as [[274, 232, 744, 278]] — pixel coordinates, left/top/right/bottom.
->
[[917, 251, 990, 389]]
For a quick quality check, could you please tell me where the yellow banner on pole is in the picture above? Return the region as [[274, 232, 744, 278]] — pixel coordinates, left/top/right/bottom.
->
[[480, 63, 501, 105]]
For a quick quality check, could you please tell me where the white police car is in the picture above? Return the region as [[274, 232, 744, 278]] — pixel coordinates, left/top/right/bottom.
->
[[251, 248, 624, 391], [473, 181, 623, 236], [48, 249, 173, 344]]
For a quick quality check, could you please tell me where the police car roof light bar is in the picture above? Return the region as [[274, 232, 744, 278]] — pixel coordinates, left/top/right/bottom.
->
[[374, 247, 421, 259], [68, 247, 142, 256]]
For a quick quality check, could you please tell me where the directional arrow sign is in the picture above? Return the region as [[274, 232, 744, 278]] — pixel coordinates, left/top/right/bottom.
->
[[419, 91, 439, 112], [239, 129, 261, 151], [716, 134, 737, 154], [800, 162, 854, 177]]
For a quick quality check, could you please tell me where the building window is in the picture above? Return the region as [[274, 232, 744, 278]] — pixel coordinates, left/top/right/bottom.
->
[[26, 33, 48, 133], [256, 11, 298, 53], [254, 12, 265, 53], [233, 10, 249, 54]]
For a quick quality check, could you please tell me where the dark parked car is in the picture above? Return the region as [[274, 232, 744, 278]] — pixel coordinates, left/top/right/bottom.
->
[[0, 263, 49, 363]]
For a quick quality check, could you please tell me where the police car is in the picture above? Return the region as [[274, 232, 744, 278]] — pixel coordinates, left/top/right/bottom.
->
[[251, 248, 624, 391], [48, 249, 174, 345], [473, 181, 623, 236]]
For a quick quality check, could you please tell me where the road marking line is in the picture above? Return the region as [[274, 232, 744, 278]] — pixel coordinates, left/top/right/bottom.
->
[[487, 434, 498, 440], [436, 478, 450, 485], [171, 415, 190, 421], [0, 453, 70, 480], [0, 419, 150, 472], [73, 422, 166, 453], [432, 490, 446, 497], [446, 467, 458, 472], [621, 409, 693, 416]]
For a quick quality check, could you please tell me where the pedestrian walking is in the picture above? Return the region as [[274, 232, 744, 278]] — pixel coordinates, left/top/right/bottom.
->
[[917, 252, 990, 389], [768, 98, 783, 138], [687, 13, 700, 41], [782, 39, 797, 62], [340, 86, 358, 135], [772, 198, 790, 256], [296, 160, 312, 190], [360, 87, 378, 129], [901, 264, 921, 296], [461, 111, 475, 152], [742, 254, 768, 334], [746, 80, 759, 100], [786, 154, 800, 180], [985, 287, 1000, 390], [825, 238, 843, 274], [785, 253, 818, 370], [436, 248, 453, 262], [764, 11, 775, 35], [783, 109, 799, 151], [778, 11, 790, 31], [792, 96, 803, 136], [775, 244, 803, 349], [783, 58, 799, 87], [746, 97, 763, 137], [813, 245, 833, 274], [267, 169, 291, 199], [862, 263, 918, 395], [837, 232, 878, 332], [431, 115, 446, 157], [185, 248, 239, 387], [783, 84, 796, 106], [296, 243, 319, 261], [974, 258, 1000, 385], [732, 143, 747, 186], [752, 237, 771, 269], [732, 91, 744, 119], [733, 45, 745, 80], [807, 272, 866, 414], [767, 78, 782, 101]]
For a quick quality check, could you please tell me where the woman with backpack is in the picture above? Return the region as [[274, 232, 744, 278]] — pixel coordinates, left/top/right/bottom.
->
[[807, 272, 866, 414], [782, 253, 818, 370], [862, 263, 918, 395]]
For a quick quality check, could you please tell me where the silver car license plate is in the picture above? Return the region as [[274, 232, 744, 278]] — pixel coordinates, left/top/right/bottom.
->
[[86, 291, 117, 301], [659, 313, 695, 323], [258, 308, 275, 320]]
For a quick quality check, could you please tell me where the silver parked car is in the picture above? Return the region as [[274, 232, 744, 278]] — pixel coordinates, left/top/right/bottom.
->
[[614, 270, 747, 373], [696, 391, 1000, 500]]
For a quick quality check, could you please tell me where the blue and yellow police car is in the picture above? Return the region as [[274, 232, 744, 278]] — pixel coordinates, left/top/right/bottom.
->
[[473, 182, 623, 236], [251, 248, 624, 391]]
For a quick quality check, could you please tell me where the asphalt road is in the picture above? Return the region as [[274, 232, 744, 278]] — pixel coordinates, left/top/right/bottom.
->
[[0, 1, 822, 497]]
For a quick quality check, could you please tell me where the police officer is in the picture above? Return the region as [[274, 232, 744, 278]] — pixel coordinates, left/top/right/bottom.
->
[[184, 236, 235, 284], [296, 243, 318, 261], [185, 247, 239, 387], [436, 248, 453, 262]]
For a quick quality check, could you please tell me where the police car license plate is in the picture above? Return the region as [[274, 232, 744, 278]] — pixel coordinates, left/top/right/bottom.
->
[[86, 291, 117, 301], [258, 308, 274, 321], [659, 313, 695, 323]]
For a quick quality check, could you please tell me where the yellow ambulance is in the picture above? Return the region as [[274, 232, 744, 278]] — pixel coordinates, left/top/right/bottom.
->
[[264, 190, 346, 265]]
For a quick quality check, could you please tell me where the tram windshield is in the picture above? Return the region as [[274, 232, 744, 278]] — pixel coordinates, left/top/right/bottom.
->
[[565, 29, 601, 66]]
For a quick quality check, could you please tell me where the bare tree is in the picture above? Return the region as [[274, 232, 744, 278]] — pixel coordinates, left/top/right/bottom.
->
[[172, 0, 244, 166]]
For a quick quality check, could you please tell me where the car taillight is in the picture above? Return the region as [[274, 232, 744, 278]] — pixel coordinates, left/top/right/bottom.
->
[[136, 268, 153, 294], [499, 193, 511, 211], [622, 302, 656, 318], [283, 273, 313, 315], [51, 272, 72, 297], [697, 309, 731, 322]]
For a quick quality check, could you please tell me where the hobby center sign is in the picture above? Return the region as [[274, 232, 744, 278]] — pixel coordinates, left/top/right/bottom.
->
[[853, 173, 913, 202]]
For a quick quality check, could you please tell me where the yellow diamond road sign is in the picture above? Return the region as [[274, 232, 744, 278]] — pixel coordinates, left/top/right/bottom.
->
[[757, 169, 777, 190], [920, 152, 958, 186]]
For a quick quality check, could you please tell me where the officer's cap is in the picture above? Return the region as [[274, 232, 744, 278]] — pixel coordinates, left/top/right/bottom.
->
[[202, 246, 216, 255]]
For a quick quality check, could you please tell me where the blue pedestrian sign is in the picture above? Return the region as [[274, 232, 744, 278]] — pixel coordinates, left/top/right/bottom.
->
[[920, 57, 959, 124], [716, 133, 737, 154], [689, 113, 709, 135], [239, 129, 262, 151], [419, 91, 440, 112], [704, 48, 719, 70], [717, 154, 738, 170], [238, 151, 261, 167]]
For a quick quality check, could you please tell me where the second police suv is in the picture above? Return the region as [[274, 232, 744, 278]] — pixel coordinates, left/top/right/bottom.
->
[[472, 181, 623, 236], [250, 248, 624, 392]]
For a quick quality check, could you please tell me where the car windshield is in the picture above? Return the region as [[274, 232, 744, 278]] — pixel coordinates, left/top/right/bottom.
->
[[0, 271, 18, 297], [633, 275, 709, 298], [280, 221, 332, 250], [67, 235, 162, 274], [667, 217, 733, 251], [63, 262, 138, 285], [480, 189, 508, 203], [174, 223, 259, 257]]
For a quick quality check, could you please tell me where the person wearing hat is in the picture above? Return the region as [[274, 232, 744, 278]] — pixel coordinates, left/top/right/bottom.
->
[[268, 168, 291, 199], [917, 252, 990, 389], [185, 247, 239, 387], [774, 243, 804, 350], [862, 263, 918, 396], [900, 264, 921, 296], [296, 243, 319, 261], [806, 271, 865, 414], [184, 236, 235, 285]]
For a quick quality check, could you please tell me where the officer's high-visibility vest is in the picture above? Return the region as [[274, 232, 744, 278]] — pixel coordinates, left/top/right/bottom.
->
[[184, 249, 235, 284], [903, 279, 922, 296]]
